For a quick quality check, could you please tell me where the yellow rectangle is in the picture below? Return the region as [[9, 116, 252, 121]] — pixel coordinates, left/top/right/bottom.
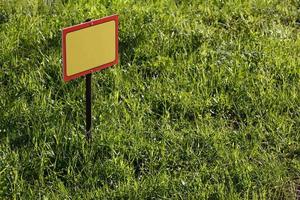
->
[[66, 20, 116, 76]]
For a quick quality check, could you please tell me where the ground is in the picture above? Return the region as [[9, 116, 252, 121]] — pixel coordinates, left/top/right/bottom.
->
[[0, 0, 299, 199]]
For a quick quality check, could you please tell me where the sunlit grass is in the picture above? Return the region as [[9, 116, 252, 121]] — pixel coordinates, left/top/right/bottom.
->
[[0, 0, 299, 199]]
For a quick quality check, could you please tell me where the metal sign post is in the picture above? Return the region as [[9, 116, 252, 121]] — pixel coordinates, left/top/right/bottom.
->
[[86, 73, 92, 140]]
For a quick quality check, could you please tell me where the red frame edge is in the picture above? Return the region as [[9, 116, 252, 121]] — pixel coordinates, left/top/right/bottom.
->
[[62, 15, 119, 82]]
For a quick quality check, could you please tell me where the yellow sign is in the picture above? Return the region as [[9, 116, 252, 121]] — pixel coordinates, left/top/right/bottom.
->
[[62, 15, 118, 81]]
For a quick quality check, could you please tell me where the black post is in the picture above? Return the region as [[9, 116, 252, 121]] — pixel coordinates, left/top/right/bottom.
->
[[86, 73, 92, 140]]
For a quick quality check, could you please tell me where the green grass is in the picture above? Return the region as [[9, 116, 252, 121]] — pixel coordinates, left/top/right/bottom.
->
[[1, 0, 300, 199]]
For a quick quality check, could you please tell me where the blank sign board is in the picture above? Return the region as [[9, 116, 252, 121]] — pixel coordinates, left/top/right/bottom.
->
[[62, 15, 118, 82]]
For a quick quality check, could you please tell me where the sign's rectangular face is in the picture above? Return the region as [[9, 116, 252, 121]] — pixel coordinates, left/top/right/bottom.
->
[[62, 15, 118, 82]]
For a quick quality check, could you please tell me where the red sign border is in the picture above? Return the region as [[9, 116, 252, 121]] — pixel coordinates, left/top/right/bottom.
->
[[62, 15, 118, 82]]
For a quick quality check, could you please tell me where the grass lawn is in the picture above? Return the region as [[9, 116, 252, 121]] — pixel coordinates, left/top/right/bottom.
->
[[0, 0, 299, 199]]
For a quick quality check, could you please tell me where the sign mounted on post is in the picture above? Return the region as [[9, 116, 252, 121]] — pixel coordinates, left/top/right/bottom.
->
[[61, 15, 119, 141], [62, 15, 118, 82]]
